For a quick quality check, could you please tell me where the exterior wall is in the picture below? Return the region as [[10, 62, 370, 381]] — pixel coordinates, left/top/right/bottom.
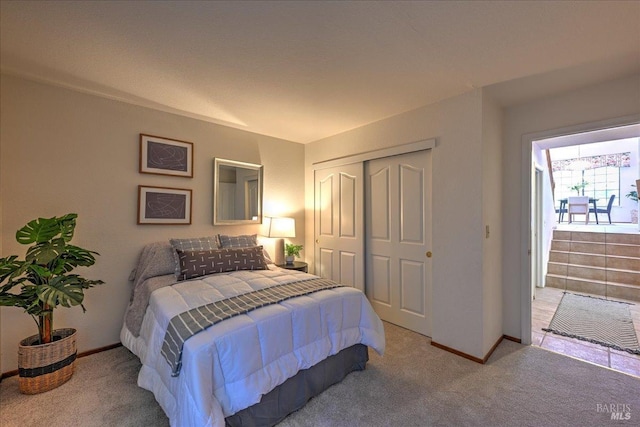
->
[[0, 74, 305, 372]]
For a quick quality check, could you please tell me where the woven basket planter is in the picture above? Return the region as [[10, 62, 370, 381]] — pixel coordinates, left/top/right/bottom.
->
[[18, 328, 77, 394]]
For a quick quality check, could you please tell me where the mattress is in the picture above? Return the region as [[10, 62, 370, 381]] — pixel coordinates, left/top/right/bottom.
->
[[120, 265, 385, 427]]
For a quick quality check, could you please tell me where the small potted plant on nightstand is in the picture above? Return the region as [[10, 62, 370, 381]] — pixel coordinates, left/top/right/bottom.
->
[[284, 243, 303, 265], [0, 213, 104, 394]]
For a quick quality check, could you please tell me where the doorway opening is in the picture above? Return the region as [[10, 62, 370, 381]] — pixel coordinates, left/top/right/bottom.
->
[[527, 122, 640, 377]]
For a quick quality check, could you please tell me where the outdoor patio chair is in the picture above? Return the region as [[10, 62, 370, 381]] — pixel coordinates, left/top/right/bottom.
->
[[590, 194, 615, 224], [556, 200, 567, 222], [568, 196, 589, 224]]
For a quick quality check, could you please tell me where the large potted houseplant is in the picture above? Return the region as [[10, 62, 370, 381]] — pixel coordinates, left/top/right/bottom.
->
[[0, 213, 103, 394]]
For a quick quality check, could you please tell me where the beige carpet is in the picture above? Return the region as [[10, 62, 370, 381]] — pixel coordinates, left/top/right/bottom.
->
[[1, 322, 639, 426]]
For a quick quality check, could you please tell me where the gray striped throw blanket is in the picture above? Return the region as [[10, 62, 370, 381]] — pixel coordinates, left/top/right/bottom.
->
[[161, 277, 343, 376]]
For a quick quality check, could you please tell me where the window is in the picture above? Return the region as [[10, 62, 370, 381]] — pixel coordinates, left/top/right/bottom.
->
[[551, 150, 637, 208], [554, 167, 620, 206]]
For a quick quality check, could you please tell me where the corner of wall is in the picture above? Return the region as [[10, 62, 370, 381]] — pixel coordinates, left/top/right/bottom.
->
[[1, 76, 4, 376], [481, 90, 505, 355]]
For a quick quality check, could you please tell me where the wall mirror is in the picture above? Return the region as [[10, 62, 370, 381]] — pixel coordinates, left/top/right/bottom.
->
[[213, 158, 263, 225]]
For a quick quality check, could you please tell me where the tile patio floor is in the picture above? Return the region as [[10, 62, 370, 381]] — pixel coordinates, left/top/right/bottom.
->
[[532, 286, 640, 378]]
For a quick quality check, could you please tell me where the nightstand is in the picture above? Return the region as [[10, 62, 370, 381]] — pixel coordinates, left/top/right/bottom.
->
[[277, 261, 308, 273]]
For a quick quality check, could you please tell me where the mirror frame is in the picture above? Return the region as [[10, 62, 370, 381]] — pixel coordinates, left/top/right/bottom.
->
[[213, 158, 263, 225]]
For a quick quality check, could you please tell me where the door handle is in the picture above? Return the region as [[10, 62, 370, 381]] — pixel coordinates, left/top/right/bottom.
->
[[315, 239, 319, 244], [426, 251, 432, 258]]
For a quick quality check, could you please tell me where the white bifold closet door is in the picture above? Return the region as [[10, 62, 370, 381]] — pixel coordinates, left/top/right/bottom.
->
[[365, 150, 432, 336], [314, 163, 365, 291]]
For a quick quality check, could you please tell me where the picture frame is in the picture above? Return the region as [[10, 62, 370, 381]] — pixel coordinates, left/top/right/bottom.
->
[[138, 185, 192, 225], [140, 134, 193, 177]]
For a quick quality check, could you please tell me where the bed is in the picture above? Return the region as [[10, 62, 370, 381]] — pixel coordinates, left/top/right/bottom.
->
[[120, 235, 385, 427]]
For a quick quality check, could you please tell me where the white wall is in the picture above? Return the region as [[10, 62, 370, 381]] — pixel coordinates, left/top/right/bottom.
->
[[613, 138, 640, 222], [481, 93, 504, 354], [532, 146, 556, 286], [4, 72, 636, 374], [500, 74, 640, 339], [305, 89, 502, 359], [0, 74, 305, 373]]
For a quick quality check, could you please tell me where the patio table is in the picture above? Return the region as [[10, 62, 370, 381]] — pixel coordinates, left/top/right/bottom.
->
[[558, 198, 599, 224]]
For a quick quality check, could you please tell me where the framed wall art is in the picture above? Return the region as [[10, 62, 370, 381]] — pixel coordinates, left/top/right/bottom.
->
[[140, 134, 193, 177], [138, 185, 192, 225]]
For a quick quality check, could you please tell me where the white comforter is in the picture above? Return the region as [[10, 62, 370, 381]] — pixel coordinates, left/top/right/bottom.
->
[[120, 266, 385, 427]]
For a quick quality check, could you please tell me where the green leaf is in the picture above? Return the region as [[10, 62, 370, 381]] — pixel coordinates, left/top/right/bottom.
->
[[0, 256, 22, 282], [26, 264, 52, 280], [57, 213, 78, 243], [49, 257, 67, 275], [16, 217, 61, 245], [37, 275, 85, 309], [62, 245, 99, 269], [0, 293, 29, 308], [0, 283, 39, 313], [25, 238, 67, 264], [80, 279, 104, 289], [15, 214, 77, 245], [285, 243, 303, 257]]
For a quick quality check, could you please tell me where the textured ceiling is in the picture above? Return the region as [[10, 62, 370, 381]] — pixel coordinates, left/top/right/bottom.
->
[[1, 1, 639, 143]]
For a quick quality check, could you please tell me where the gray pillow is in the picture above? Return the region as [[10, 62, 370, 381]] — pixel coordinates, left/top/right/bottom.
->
[[218, 234, 257, 248], [176, 246, 268, 281], [219, 233, 273, 264], [170, 236, 221, 278]]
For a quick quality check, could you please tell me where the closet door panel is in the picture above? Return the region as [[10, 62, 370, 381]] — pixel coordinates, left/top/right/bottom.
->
[[318, 176, 334, 237], [399, 259, 425, 316], [399, 164, 424, 244], [369, 166, 390, 241], [339, 251, 357, 287], [366, 150, 432, 336], [314, 164, 364, 291], [339, 174, 357, 238], [371, 255, 391, 306]]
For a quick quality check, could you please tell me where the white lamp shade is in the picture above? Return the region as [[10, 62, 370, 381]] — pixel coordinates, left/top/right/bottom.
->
[[266, 217, 296, 238]]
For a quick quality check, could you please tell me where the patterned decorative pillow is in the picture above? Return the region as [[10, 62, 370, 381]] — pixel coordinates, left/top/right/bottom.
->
[[218, 234, 257, 248], [218, 233, 274, 264], [176, 246, 268, 281], [170, 236, 221, 278]]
